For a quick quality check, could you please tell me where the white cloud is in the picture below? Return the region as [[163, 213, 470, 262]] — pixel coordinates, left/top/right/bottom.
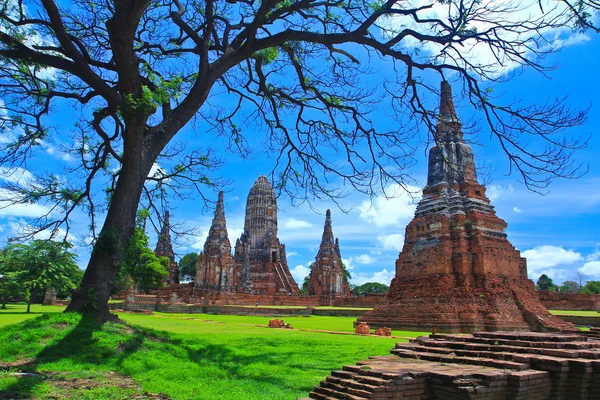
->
[[290, 264, 310, 284], [384, 0, 591, 77], [229, 228, 243, 243], [354, 254, 375, 264], [512, 207, 523, 213], [188, 226, 241, 252], [147, 162, 168, 181], [586, 247, 600, 262], [342, 257, 354, 271], [7, 220, 67, 241], [359, 184, 420, 227], [44, 145, 73, 162], [522, 245, 583, 277], [351, 268, 395, 286], [0, 189, 50, 218], [0, 166, 34, 186], [284, 219, 313, 230], [377, 233, 405, 252], [486, 184, 514, 201], [580, 261, 600, 277], [287, 251, 299, 257]]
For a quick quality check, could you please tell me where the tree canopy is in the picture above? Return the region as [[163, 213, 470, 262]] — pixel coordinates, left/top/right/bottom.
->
[[178, 252, 198, 282], [559, 280, 580, 293], [119, 213, 169, 293], [0, 240, 81, 312], [536, 274, 558, 291], [353, 282, 389, 295], [0, 0, 597, 318], [582, 281, 600, 295]]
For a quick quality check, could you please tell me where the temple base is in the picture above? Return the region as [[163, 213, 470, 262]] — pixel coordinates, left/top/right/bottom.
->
[[357, 274, 575, 333]]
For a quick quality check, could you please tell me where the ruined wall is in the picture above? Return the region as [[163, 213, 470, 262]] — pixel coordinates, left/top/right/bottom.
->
[[538, 290, 600, 311]]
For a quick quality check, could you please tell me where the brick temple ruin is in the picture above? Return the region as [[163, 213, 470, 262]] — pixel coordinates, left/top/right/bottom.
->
[[357, 81, 574, 333], [306, 330, 600, 400], [234, 175, 300, 294], [155, 211, 179, 285], [143, 175, 384, 307], [195, 191, 237, 292], [194, 175, 302, 295], [306, 210, 351, 299]]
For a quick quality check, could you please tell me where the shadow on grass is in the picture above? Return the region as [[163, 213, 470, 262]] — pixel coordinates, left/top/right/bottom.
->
[[1, 313, 315, 398], [1, 314, 146, 398], [0, 312, 55, 315]]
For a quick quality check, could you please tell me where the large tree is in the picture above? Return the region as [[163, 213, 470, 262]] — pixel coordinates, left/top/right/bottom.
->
[[0, 240, 81, 313], [178, 252, 199, 282], [0, 0, 596, 319], [536, 274, 558, 291]]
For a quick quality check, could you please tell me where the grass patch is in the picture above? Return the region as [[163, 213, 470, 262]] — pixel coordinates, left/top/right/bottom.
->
[[549, 310, 600, 317], [0, 308, 427, 399], [221, 305, 309, 309], [0, 304, 65, 328]]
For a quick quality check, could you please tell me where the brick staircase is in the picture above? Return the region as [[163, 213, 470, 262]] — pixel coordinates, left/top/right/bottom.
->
[[304, 331, 600, 399]]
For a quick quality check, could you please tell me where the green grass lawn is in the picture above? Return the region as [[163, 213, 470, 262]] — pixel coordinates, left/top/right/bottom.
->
[[0, 305, 427, 399], [221, 304, 309, 309], [549, 310, 600, 317], [0, 304, 66, 328]]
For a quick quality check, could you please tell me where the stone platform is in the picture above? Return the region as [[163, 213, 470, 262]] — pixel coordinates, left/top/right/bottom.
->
[[306, 331, 600, 399]]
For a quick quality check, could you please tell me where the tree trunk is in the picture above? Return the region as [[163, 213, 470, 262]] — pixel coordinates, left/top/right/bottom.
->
[[1, 297, 6, 309], [66, 126, 153, 321], [27, 292, 32, 313]]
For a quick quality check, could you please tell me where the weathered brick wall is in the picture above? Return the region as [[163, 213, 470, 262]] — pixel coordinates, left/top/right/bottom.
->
[[538, 291, 600, 311], [332, 295, 386, 308], [556, 315, 600, 326]]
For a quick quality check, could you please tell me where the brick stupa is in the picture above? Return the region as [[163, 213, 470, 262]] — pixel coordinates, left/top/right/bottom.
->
[[155, 211, 179, 285], [357, 81, 574, 333], [306, 210, 351, 299], [234, 175, 300, 294], [195, 191, 236, 292]]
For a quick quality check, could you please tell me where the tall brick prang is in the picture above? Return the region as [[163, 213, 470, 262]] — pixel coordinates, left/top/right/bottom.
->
[[357, 81, 575, 333], [155, 211, 179, 285], [307, 210, 351, 299], [195, 191, 236, 292], [234, 175, 300, 294]]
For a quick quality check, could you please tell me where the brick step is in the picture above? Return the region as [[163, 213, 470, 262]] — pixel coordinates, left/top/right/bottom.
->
[[391, 347, 530, 370], [472, 332, 584, 342], [311, 385, 366, 399], [397, 343, 535, 362], [331, 369, 355, 379], [414, 335, 600, 351], [396, 342, 600, 366]]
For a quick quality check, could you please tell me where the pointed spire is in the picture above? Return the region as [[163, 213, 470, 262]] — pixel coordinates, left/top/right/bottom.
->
[[436, 81, 463, 141], [215, 191, 225, 219], [323, 209, 333, 241], [155, 210, 175, 264], [162, 211, 170, 234], [204, 191, 231, 253]]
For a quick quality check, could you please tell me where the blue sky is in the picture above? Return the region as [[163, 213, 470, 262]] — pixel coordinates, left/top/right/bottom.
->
[[0, 4, 599, 288]]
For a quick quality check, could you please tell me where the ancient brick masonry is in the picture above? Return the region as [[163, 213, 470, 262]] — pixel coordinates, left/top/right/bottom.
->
[[195, 191, 237, 292], [234, 175, 300, 294], [307, 210, 351, 300], [358, 81, 573, 333], [155, 211, 179, 284], [306, 331, 600, 400]]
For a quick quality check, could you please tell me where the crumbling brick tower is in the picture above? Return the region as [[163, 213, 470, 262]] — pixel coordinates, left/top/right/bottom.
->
[[307, 209, 351, 302], [357, 81, 574, 333], [234, 175, 300, 294], [155, 211, 179, 285], [195, 191, 236, 292]]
